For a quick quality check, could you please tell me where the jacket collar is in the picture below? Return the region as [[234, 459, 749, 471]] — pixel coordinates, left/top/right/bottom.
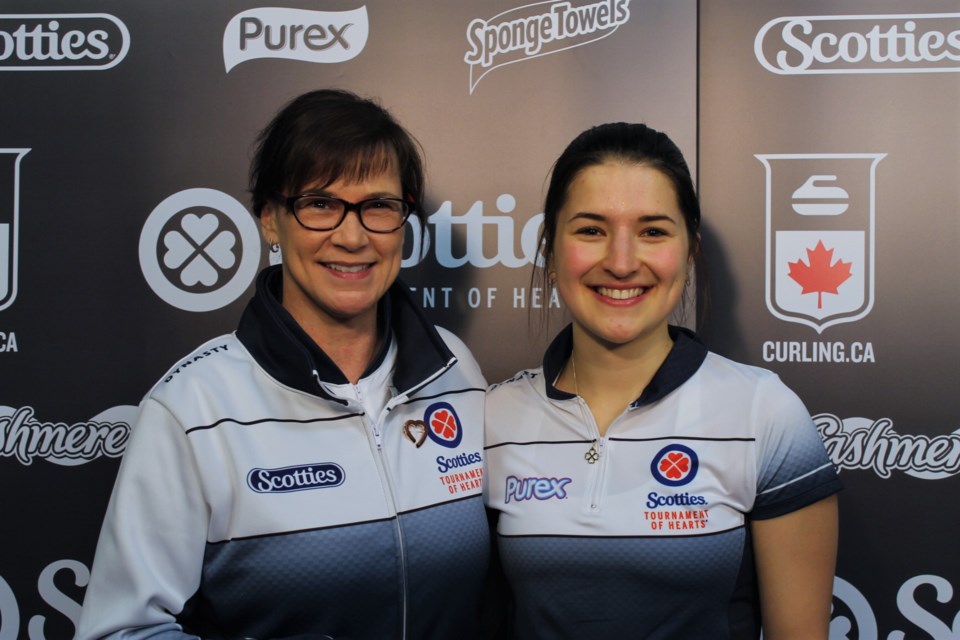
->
[[236, 265, 456, 402], [542, 324, 708, 407]]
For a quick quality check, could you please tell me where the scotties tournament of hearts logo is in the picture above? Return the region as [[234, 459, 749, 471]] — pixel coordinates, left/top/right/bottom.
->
[[425, 402, 463, 448], [650, 444, 699, 487]]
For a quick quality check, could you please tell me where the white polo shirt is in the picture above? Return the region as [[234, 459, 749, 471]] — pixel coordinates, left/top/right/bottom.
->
[[484, 325, 842, 639]]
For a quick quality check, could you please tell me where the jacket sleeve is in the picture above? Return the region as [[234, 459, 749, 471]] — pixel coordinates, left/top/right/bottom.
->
[[751, 374, 843, 520], [76, 396, 209, 640]]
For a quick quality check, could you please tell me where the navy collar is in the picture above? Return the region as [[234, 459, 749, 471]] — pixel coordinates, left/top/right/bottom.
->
[[542, 324, 708, 407], [236, 265, 456, 401]]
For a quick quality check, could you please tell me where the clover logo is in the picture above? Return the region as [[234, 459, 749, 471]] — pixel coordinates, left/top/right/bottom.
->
[[425, 402, 463, 448], [650, 444, 699, 487], [658, 451, 692, 480], [140, 188, 261, 312], [162, 212, 238, 289]]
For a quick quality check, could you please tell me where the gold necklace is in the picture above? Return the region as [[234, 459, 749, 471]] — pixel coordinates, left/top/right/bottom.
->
[[571, 355, 600, 464]]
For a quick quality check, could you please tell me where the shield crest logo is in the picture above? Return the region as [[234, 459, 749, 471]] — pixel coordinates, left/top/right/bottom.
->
[[756, 153, 884, 333], [0, 149, 29, 311]]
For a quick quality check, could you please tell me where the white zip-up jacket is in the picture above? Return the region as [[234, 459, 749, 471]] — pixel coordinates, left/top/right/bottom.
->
[[77, 265, 490, 640]]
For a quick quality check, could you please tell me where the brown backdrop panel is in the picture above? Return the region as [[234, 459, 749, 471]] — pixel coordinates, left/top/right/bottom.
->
[[700, 1, 960, 636]]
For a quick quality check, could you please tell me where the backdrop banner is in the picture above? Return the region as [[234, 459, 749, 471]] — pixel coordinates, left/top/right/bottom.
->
[[0, 1, 957, 638], [701, 1, 960, 637]]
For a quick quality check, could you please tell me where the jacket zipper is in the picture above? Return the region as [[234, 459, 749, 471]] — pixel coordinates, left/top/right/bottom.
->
[[375, 361, 457, 638], [370, 414, 408, 639], [309, 356, 457, 638], [317, 373, 408, 639], [359, 382, 407, 640], [589, 437, 609, 512], [576, 396, 609, 513]]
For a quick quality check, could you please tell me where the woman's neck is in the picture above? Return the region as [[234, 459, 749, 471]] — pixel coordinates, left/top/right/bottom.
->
[[288, 305, 381, 385], [558, 326, 675, 435]]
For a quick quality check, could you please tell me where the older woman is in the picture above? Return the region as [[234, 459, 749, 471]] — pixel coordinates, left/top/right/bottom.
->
[[78, 89, 489, 639], [484, 122, 841, 639]]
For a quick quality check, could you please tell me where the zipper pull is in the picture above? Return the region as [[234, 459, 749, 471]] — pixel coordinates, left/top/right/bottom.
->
[[354, 384, 382, 449], [585, 440, 600, 464]]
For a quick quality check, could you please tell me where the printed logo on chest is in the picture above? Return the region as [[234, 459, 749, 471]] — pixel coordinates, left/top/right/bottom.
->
[[650, 443, 699, 486], [247, 463, 345, 493], [424, 401, 464, 448], [644, 443, 711, 532], [504, 475, 572, 503]]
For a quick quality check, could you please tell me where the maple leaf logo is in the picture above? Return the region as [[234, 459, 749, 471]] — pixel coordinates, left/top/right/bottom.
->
[[787, 240, 853, 309]]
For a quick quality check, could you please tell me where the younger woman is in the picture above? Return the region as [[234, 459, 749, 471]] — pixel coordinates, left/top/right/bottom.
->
[[484, 123, 841, 639]]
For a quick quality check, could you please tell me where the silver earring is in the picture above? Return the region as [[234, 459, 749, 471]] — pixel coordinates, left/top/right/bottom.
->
[[270, 243, 280, 253]]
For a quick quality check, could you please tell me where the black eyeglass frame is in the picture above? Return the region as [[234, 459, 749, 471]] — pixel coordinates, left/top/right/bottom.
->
[[275, 192, 413, 233]]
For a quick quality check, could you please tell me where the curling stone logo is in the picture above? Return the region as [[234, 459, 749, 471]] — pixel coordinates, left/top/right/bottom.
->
[[0, 149, 28, 311], [651, 444, 698, 487], [425, 402, 463, 448], [757, 153, 885, 333]]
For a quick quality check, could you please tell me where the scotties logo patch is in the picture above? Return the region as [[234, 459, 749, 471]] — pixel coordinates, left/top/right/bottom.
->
[[425, 402, 463, 448], [651, 444, 699, 487]]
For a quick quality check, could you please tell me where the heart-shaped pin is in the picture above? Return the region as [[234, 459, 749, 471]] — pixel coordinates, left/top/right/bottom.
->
[[402, 420, 427, 448]]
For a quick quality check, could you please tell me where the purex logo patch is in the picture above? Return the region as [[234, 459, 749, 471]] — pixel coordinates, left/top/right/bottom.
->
[[505, 475, 572, 503]]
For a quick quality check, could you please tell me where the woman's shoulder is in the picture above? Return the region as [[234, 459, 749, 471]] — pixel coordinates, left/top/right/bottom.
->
[[701, 350, 783, 382], [145, 332, 247, 400], [432, 325, 486, 383], [123, 333, 256, 439], [433, 325, 469, 353], [487, 366, 545, 396], [696, 351, 801, 399], [697, 351, 808, 415]]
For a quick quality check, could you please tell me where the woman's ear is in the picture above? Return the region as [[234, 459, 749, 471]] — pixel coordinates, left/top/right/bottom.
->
[[688, 231, 701, 270], [259, 204, 280, 245], [545, 254, 557, 283]]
